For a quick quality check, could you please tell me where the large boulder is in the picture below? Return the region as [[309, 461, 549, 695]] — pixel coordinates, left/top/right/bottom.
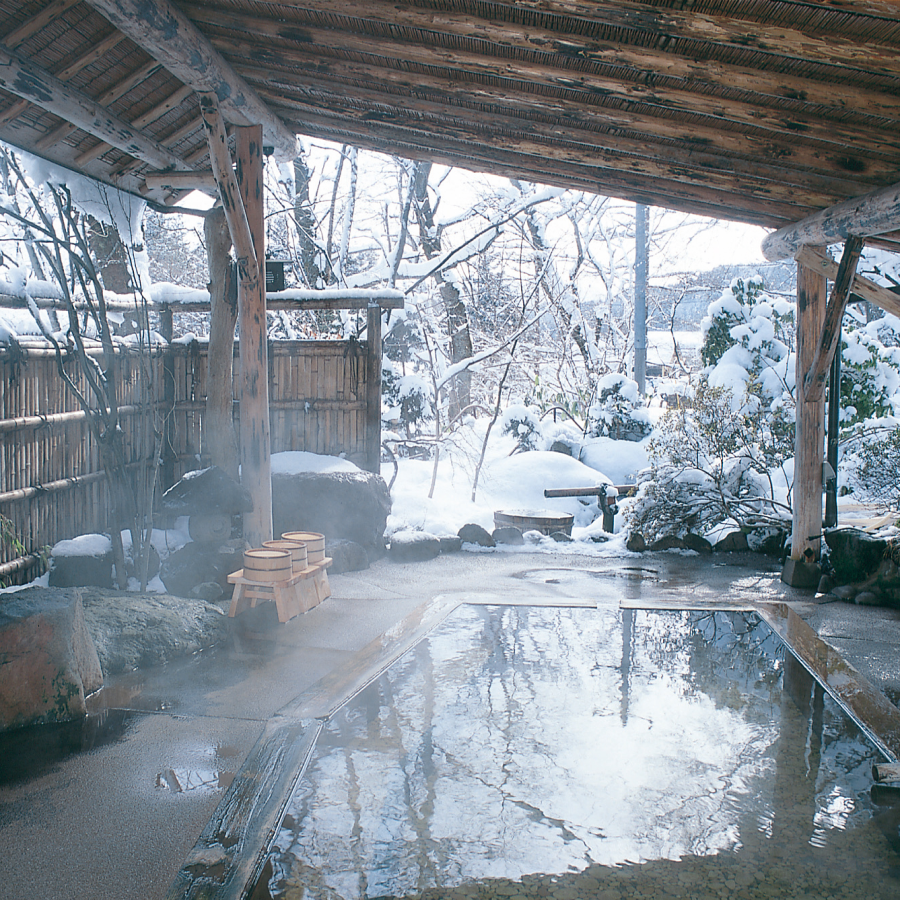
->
[[161, 466, 253, 517], [78, 587, 230, 674], [49, 533, 113, 588], [0, 587, 103, 732], [159, 539, 244, 599], [825, 529, 888, 585], [272, 470, 391, 558]]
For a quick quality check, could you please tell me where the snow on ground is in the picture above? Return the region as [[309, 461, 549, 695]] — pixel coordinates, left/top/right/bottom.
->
[[382, 419, 645, 557]]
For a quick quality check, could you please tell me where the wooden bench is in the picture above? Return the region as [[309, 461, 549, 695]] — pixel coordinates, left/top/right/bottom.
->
[[227, 558, 332, 623]]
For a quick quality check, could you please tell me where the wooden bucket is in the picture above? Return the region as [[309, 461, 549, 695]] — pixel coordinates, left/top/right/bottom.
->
[[263, 539, 308, 573], [282, 531, 325, 564], [243, 548, 293, 582]]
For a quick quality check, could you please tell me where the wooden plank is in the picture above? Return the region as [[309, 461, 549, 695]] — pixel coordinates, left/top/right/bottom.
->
[[85, 0, 296, 159], [791, 250, 827, 563], [802, 235, 864, 403], [757, 602, 900, 761], [795, 245, 900, 319], [764, 180, 900, 260], [243, 57, 899, 193], [239, 60, 870, 199], [143, 171, 218, 192]]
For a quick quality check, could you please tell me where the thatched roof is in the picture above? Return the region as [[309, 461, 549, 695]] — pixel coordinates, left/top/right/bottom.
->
[[1, 0, 900, 249]]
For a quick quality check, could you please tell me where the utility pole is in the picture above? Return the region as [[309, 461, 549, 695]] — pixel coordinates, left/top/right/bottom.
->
[[634, 203, 649, 394]]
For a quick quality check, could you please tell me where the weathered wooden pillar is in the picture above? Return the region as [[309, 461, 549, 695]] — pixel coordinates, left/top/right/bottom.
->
[[158, 306, 176, 490], [204, 206, 239, 480], [365, 302, 382, 475], [783, 249, 826, 587], [235, 125, 272, 546]]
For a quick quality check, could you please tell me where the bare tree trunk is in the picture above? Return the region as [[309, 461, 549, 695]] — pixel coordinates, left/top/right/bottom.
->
[[293, 150, 331, 287], [413, 161, 474, 421], [204, 205, 239, 478]]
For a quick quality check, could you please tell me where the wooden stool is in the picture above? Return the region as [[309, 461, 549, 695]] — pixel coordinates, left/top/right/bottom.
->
[[311, 557, 332, 604], [227, 567, 319, 623]]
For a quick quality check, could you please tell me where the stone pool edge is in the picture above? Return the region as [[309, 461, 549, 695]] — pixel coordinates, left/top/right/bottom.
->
[[163, 594, 900, 900]]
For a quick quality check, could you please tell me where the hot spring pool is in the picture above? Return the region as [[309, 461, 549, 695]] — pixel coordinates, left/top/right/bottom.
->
[[260, 605, 900, 899]]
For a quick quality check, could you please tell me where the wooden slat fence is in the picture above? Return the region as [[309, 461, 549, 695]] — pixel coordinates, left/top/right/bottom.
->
[[0, 337, 377, 584]]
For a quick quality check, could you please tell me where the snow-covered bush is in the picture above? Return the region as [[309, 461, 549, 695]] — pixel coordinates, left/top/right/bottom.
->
[[585, 373, 651, 442], [701, 275, 795, 413], [626, 383, 791, 543], [382, 358, 434, 439], [839, 323, 900, 424], [838, 418, 900, 506], [500, 403, 542, 451]]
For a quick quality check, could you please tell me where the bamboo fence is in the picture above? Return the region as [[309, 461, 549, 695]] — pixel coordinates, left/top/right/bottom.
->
[[0, 337, 376, 584]]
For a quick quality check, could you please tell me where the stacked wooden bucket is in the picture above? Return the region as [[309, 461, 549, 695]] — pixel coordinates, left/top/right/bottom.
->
[[227, 531, 332, 623]]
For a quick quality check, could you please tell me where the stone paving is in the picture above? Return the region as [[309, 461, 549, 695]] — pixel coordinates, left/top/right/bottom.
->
[[0, 549, 898, 900]]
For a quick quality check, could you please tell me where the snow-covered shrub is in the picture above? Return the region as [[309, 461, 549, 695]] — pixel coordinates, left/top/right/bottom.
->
[[626, 382, 792, 543], [382, 358, 434, 439], [701, 275, 795, 414], [839, 323, 900, 424], [500, 403, 542, 451], [839, 418, 900, 506], [585, 373, 651, 442]]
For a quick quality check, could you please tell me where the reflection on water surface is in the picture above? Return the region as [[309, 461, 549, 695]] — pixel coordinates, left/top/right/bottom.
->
[[266, 606, 899, 899]]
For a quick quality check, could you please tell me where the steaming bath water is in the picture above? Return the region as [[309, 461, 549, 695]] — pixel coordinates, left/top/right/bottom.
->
[[263, 605, 900, 899]]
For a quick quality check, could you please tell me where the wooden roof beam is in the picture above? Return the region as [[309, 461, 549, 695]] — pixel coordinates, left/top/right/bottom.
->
[[763, 180, 900, 259], [190, 3, 900, 123], [0, 44, 186, 172], [253, 0, 900, 77], [84, 0, 296, 159], [245, 69, 870, 200]]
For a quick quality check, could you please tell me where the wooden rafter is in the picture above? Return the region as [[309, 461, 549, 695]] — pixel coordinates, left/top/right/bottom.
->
[[248, 77, 864, 209], [1, 0, 81, 48], [35, 59, 162, 152], [142, 171, 217, 192], [802, 235, 865, 403], [85, 0, 296, 159], [0, 43, 187, 172]]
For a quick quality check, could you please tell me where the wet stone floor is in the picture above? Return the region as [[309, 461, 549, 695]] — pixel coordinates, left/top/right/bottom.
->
[[263, 606, 900, 900]]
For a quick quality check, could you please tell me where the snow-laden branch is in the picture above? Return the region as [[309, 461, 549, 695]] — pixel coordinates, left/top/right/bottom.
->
[[435, 306, 550, 393]]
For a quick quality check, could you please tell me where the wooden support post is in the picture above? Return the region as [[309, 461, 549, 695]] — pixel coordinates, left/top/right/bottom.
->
[[802, 235, 864, 403], [365, 302, 382, 475], [204, 206, 239, 480], [784, 248, 827, 586], [199, 93, 272, 545], [158, 306, 176, 491], [236, 125, 272, 546]]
